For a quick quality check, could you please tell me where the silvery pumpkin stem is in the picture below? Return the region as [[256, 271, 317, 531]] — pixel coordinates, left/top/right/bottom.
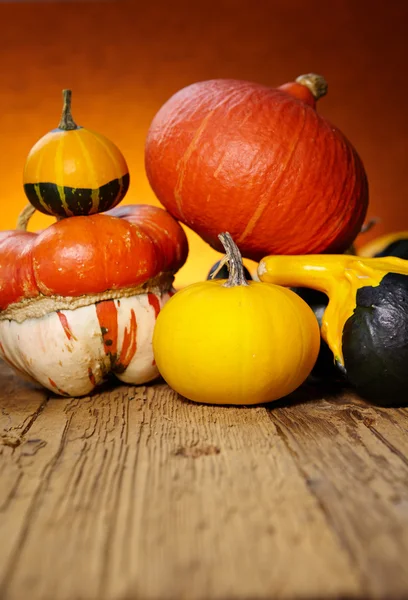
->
[[58, 89, 79, 131], [16, 203, 36, 231], [218, 232, 249, 287]]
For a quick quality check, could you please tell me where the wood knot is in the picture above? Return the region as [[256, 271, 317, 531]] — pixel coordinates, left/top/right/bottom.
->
[[363, 416, 376, 427], [1, 433, 24, 448]]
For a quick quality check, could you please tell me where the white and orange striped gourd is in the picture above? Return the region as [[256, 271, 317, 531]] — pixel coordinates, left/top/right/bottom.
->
[[0, 204, 188, 397]]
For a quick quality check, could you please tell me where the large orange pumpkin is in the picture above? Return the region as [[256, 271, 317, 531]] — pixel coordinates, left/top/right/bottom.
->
[[145, 73, 369, 261]]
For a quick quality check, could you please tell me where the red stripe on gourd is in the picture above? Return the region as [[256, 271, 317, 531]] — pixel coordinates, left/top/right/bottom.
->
[[48, 377, 69, 396], [147, 293, 161, 319], [96, 300, 119, 357], [88, 368, 96, 386], [57, 311, 76, 341], [116, 308, 137, 372]]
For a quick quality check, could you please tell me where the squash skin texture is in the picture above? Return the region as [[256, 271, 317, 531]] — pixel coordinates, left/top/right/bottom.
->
[[32, 215, 162, 298], [343, 273, 408, 405], [145, 78, 368, 261], [152, 280, 320, 405], [106, 204, 189, 274]]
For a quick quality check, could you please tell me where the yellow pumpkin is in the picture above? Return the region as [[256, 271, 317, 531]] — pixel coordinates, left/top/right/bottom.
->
[[152, 233, 320, 405]]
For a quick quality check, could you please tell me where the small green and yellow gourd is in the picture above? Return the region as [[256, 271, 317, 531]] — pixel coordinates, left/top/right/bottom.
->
[[23, 90, 129, 217]]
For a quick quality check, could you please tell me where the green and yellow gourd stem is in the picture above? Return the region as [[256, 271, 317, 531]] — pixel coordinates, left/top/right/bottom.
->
[[258, 254, 408, 368]]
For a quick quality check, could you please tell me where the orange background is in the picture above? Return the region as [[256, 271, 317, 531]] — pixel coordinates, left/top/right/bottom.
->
[[0, 0, 407, 287]]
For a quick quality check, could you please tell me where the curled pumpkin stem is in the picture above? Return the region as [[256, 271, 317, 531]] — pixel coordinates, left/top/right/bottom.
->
[[217, 232, 249, 287], [16, 203, 36, 231]]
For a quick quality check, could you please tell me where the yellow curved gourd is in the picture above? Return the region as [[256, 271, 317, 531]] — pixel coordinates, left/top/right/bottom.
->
[[258, 254, 408, 366], [153, 233, 320, 405]]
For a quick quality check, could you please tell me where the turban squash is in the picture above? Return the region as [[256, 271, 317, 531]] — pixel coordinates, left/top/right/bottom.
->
[[0, 204, 188, 397]]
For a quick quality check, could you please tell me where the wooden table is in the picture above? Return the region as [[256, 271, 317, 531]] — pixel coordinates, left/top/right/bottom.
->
[[1, 359, 408, 600]]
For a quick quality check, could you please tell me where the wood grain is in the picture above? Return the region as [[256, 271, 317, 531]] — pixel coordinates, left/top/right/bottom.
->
[[1, 359, 408, 600]]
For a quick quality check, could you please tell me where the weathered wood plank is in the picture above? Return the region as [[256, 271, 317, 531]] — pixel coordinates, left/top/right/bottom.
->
[[269, 385, 408, 599], [1, 361, 408, 600], [0, 360, 50, 579], [0, 364, 360, 600], [0, 360, 48, 446]]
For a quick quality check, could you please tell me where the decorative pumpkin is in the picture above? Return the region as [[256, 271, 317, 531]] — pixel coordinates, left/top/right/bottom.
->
[[23, 89, 129, 217], [0, 204, 188, 397], [152, 233, 320, 405], [358, 230, 408, 260], [145, 73, 368, 261], [258, 254, 408, 405]]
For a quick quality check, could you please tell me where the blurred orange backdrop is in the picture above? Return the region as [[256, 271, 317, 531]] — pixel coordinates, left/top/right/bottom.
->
[[0, 0, 407, 287]]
